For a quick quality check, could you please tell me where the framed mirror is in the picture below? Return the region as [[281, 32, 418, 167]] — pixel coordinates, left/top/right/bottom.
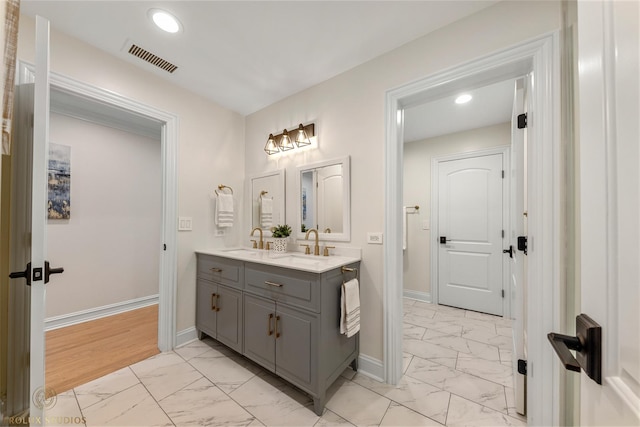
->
[[296, 156, 350, 241], [248, 169, 285, 233]]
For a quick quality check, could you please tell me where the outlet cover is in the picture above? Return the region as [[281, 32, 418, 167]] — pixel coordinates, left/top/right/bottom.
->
[[367, 232, 383, 244], [178, 217, 192, 231]]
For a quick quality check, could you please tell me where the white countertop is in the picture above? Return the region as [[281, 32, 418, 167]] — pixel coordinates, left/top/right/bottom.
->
[[196, 247, 360, 273]]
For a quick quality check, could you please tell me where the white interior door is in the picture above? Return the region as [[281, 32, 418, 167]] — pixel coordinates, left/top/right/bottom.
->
[[437, 152, 505, 316], [509, 77, 528, 415], [7, 16, 53, 424], [574, 0, 640, 424]]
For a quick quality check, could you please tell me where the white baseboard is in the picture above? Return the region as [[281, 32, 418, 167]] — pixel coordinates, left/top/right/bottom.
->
[[403, 289, 431, 303], [357, 353, 384, 382], [45, 294, 159, 331], [176, 327, 198, 347]]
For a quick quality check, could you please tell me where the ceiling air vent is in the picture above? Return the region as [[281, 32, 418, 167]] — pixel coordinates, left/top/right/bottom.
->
[[128, 44, 178, 73]]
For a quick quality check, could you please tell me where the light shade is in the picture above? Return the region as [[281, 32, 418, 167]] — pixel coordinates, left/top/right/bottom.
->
[[294, 123, 311, 147], [279, 129, 295, 151], [264, 134, 279, 155]]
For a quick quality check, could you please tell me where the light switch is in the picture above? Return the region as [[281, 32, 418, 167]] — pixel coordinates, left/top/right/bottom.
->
[[367, 232, 383, 244], [178, 216, 192, 231]]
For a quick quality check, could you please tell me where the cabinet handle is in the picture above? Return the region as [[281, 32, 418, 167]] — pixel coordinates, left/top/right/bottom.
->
[[211, 293, 217, 311], [215, 293, 220, 312], [275, 315, 281, 338], [267, 313, 274, 336], [264, 281, 283, 288], [210, 267, 223, 273]]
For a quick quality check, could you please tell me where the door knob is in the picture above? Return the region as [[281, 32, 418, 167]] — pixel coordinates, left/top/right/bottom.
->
[[547, 313, 601, 384], [503, 246, 514, 258], [9, 262, 32, 286], [44, 261, 64, 284], [439, 236, 450, 244]]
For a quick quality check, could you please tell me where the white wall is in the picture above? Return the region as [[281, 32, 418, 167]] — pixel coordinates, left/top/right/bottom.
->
[[403, 122, 510, 298], [17, 15, 246, 332], [244, 1, 560, 361], [46, 113, 160, 317]]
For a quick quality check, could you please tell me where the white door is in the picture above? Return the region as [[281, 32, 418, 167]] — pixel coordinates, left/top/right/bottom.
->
[[7, 17, 56, 424], [437, 152, 505, 315], [574, 0, 640, 424], [509, 77, 529, 415]]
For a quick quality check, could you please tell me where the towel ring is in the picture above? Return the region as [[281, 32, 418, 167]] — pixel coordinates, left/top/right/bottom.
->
[[215, 184, 233, 196]]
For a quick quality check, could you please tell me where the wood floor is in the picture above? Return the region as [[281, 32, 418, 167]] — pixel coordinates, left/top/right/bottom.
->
[[45, 304, 159, 394]]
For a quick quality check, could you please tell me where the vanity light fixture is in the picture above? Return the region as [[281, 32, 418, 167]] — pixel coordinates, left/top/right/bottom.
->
[[264, 123, 315, 155], [264, 134, 279, 155], [279, 129, 295, 151], [294, 123, 312, 147], [149, 9, 182, 34], [455, 94, 472, 104]]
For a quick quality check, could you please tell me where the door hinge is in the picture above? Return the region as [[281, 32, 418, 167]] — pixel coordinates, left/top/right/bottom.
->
[[517, 113, 527, 129], [163, 244, 167, 251], [517, 236, 528, 255], [502, 229, 505, 238], [501, 290, 505, 298], [518, 359, 527, 375], [502, 170, 505, 178]]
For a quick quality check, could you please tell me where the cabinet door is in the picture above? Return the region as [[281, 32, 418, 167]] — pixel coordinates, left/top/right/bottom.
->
[[196, 280, 217, 338], [275, 304, 317, 392], [216, 285, 243, 353], [243, 294, 276, 372]]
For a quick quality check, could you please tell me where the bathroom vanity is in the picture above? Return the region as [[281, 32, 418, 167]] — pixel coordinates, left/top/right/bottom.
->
[[195, 249, 360, 415]]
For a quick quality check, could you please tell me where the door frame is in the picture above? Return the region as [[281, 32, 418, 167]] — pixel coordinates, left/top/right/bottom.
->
[[19, 61, 179, 352], [430, 146, 511, 317], [384, 32, 561, 425]]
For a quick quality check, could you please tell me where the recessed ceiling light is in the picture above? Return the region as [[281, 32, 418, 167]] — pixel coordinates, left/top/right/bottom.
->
[[455, 94, 472, 104], [149, 9, 182, 34]]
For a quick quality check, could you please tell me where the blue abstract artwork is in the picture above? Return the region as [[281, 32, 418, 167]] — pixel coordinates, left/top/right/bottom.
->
[[48, 143, 71, 219]]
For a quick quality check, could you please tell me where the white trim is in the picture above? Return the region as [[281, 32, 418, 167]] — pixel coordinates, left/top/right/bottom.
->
[[429, 146, 511, 317], [402, 290, 431, 303], [176, 327, 199, 347], [24, 63, 179, 353], [357, 354, 385, 383], [384, 32, 561, 426], [44, 295, 159, 331]]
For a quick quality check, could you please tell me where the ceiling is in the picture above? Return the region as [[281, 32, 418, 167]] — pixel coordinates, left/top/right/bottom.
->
[[403, 78, 516, 143], [20, 1, 499, 116]]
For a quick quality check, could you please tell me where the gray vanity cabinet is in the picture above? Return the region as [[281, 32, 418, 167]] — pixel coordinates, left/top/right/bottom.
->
[[243, 262, 358, 415], [243, 293, 318, 393], [196, 254, 244, 353]]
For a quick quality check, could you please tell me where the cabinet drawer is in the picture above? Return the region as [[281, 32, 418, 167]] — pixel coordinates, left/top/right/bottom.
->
[[197, 254, 243, 289], [245, 264, 320, 312]]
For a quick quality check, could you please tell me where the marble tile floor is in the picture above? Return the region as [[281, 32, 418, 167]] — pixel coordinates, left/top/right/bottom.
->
[[46, 299, 527, 427]]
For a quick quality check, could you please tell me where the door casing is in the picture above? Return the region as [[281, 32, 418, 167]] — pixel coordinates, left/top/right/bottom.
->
[[384, 32, 561, 426], [18, 61, 179, 352]]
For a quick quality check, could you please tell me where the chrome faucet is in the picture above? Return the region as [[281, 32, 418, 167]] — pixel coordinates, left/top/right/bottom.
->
[[305, 228, 320, 256], [251, 227, 264, 249]]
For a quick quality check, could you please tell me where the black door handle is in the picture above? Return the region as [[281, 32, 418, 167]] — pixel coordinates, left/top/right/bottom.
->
[[9, 262, 32, 286], [503, 246, 514, 258], [547, 313, 601, 384], [45, 261, 64, 284], [439, 236, 450, 244]]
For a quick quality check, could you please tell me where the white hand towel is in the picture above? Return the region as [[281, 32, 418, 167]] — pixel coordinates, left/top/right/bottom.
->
[[260, 197, 273, 228], [215, 193, 234, 228], [340, 278, 360, 337]]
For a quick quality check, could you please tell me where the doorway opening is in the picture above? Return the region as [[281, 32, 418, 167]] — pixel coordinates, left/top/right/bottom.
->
[[384, 33, 561, 426]]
